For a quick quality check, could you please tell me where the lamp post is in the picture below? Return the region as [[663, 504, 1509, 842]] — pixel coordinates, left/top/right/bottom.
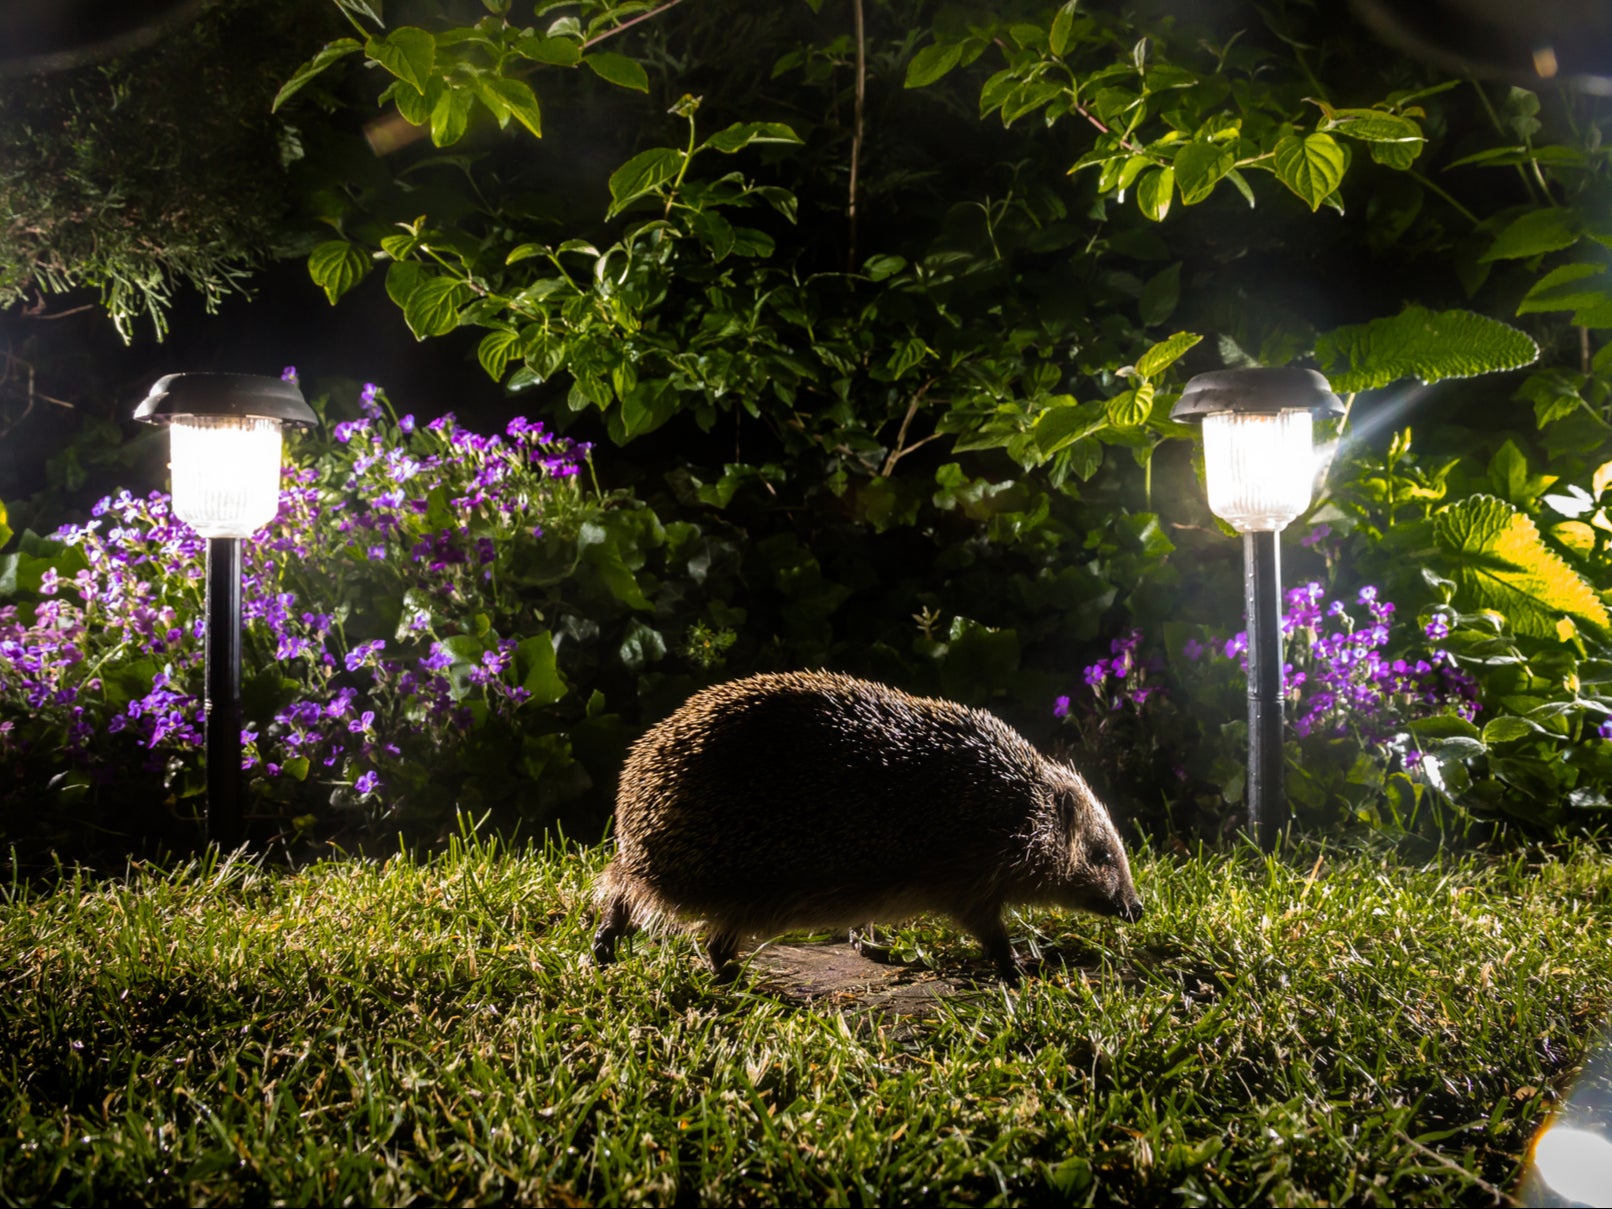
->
[[134, 373, 316, 849], [1171, 367, 1343, 851]]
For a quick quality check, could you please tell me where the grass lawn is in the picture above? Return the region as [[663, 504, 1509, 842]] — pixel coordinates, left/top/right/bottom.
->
[[1, 831, 1609, 1205]]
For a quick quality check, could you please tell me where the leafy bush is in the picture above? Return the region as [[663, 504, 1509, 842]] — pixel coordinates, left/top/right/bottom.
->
[[0, 379, 680, 852]]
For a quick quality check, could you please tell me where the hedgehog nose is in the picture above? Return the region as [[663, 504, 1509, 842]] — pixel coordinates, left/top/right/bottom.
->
[[1119, 896, 1144, 923]]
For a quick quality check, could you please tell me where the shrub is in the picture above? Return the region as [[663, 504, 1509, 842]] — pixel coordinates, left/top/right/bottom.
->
[[0, 378, 649, 853]]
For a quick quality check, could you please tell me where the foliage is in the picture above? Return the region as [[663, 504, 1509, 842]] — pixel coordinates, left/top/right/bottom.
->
[[0, 0, 336, 339], [1056, 579, 1483, 837], [0, 381, 716, 851], [2, 832, 1610, 1203]]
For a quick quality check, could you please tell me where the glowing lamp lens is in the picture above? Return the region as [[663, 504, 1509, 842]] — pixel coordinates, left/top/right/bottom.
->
[[1201, 409, 1315, 533], [169, 415, 283, 538]]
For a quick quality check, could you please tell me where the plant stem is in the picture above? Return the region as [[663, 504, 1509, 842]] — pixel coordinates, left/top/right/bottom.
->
[[847, 0, 867, 274], [582, 0, 688, 51]]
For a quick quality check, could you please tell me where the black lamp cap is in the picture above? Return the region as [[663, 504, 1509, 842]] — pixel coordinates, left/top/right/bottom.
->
[[133, 372, 317, 427], [1170, 367, 1344, 423]]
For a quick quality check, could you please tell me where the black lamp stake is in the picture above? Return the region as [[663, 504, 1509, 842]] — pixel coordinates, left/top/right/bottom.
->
[[134, 373, 316, 849], [1172, 367, 1343, 853]]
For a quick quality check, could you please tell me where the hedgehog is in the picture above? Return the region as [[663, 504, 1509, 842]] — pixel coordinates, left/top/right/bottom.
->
[[590, 670, 1142, 983]]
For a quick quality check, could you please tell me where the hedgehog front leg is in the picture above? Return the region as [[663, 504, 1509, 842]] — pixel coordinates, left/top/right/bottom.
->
[[592, 893, 634, 966], [958, 907, 1021, 985], [703, 929, 739, 981]]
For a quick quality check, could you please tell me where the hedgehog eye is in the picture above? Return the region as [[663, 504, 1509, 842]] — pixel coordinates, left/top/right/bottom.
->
[[1089, 844, 1112, 868]]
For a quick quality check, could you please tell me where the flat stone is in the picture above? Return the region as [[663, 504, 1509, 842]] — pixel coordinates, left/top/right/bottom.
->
[[747, 941, 977, 1016]]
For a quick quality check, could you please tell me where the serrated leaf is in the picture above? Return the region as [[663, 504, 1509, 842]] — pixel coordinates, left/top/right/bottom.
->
[[273, 39, 361, 112], [583, 51, 648, 92], [307, 240, 370, 305], [702, 121, 803, 153], [366, 27, 435, 92], [478, 329, 520, 380], [1136, 331, 1202, 378], [1173, 141, 1234, 205], [607, 147, 683, 214], [1481, 208, 1580, 262], [1368, 139, 1421, 170], [905, 40, 964, 89], [402, 276, 472, 339], [1136, 166, 1174, 221], [1273, 132, 1345, 211], [1315, 306, 1539, 393], [1434, 494, 1610, 639]]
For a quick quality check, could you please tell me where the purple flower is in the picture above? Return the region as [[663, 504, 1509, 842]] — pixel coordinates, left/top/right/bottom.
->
[[1424, 614, 1450, 641], [1300, 524, 1332, 549], [354, 770, 380, 796], [1182, 637, 1205, 662], [1083, 663, 1107, 687], [1053, 695, 1071, 719], [281, 366, 299, 384]]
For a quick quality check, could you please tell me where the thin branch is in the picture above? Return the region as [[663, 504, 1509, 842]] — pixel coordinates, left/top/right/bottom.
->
[[1074, 102, 1143, 154], [880, 380, 936, 476], [583, 0, 689, 51], [847, 0, 867, 273]]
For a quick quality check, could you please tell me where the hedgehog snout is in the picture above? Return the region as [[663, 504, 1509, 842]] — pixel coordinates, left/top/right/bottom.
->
[[1117, 894, 1144, 923]]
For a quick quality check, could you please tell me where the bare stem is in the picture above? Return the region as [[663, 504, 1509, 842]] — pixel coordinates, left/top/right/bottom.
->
[[583, 0, 689, 50], [881, 381, 936, 476], [847, 0, 866, 273]]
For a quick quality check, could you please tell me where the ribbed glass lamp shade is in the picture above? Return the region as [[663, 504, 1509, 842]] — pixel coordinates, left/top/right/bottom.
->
[[169, 415, 283, 538], [1201, 409, 1316, 533]]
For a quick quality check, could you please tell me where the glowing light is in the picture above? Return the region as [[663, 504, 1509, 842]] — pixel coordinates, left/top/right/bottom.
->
[[1201, 409, 1316, 533], [169, 415, 284, 538], [1534, 1125, 1612, 1205], [1535, 46, 1560, 80]]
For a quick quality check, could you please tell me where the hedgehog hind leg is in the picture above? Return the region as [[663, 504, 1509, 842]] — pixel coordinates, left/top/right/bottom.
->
[[592, 891, 635, 967]]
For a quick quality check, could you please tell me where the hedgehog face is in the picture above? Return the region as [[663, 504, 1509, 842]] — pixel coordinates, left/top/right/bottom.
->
[[1048, 771, 1144, 922]]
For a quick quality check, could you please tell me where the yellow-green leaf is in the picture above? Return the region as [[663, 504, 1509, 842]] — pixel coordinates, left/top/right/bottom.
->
[[1434, 494, 1610, 639], [1273, 132, 1345, 211]]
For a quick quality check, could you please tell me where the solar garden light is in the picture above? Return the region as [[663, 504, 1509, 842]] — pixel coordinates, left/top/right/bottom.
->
[[1171, 367, 1344, 852], [134, 373, 316, 849]]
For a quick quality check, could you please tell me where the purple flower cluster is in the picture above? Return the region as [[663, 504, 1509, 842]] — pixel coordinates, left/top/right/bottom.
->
[[0, 382, 591, 813], [1058, 581, 1479, 759]]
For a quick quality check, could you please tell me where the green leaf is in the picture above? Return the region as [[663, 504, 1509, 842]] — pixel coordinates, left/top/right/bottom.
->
[[1273, 132, 1346, 211], [1517, 262, 1607, 315], [1405, 715, 1481, 740], [1033, 398, 1104, 458], [1136, 331, 1202, 378], [1483, 715, 1542, 744], [429, 85, 474, 146], [905, 40, 964, 89], [366, 27, 436, 92], [583, 51, 649, 92], [1105, 389, 1150, 427], [607, 147, 683, 214], [1434, 494, 1610, 640], [1049, 2, 1076, 56], [477, 77, 542, 138], [515, 632, 567, 704], [307, 240, 370, 305], [1136, 166, 1174, 222], [477, 329, 520, 380], [1172, 141, 1234, 205], [1368, 139, 1421, 170], [402, 276, 472, 339], [702, 121, 803, 153], [1481, 208, 1580, 262], [0, 500, 10, 552], [517, 33, 581, 66], [618, 619, 667, 673], [1139, 263, 1181, 326], [273, 39, 361, 112], [1315, 306, 1539, 393], [1323, 108, 1422, 144]]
